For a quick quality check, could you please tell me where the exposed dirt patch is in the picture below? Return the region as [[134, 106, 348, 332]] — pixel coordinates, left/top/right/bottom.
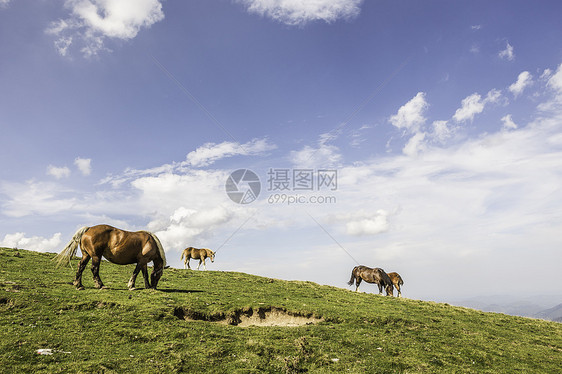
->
[[173, 306, 323, 327]]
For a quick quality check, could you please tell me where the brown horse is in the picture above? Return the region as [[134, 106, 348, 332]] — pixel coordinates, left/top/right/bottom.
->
[[348, 265, 394, 296], [181, 247, 215, 270], [55, 225, 167, 290], [387, 272, 404, 297]]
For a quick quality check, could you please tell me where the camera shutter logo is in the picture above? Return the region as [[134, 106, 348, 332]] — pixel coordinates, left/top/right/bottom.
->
[[225, 169, 261, 204]]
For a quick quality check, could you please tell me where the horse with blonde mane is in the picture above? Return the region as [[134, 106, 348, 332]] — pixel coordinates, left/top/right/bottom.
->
[[181, 247, 215, 270], [55, 225, 167, 290], [348, 265, 394, 296], [387, 272, 404, 297]]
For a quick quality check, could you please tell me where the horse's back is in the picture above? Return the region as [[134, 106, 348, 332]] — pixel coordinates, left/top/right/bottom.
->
[[83, 224, 156, 264], [183, 247, 202, 259]]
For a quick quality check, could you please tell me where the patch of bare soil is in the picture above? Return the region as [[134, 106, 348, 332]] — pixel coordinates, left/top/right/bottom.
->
[[173, 306, 323, 327]]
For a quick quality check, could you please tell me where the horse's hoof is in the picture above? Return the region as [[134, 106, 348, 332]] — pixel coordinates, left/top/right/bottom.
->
[[76, 286, 85, 291]]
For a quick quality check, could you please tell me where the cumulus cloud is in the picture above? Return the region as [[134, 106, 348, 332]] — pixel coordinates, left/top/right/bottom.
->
[[74, 157, 92, 175], [0, 232, 62, 252], [432, 120, 453, 143], [47, 165, 71, 179], [509, 71, 533, 97], [47, 0, 165, 57], [389, 92, 428, 132], [402, 131, 426, 156], [501, 114, 518, 130], [185, 138, 276, 167], [499, 41, 515, 61], [453, 89, 502, 123], [238, 0, 363, 26], [151, 206, 236, 250]]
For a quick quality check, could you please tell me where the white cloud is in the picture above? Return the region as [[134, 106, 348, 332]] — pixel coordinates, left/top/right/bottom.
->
[[501, 114, 518, 130], [453, 89, 502, 123], [185, 138, 276, 167], [54, 36, 73, 57], [0, 232, 62, 252], [290, 133, 342, 167], [389, 92, 428, 132], [0, 0, 11, 8], [485, 88, 502, 104], [74, 157, 92, 175], [541, 68, 553, 81], [453, 93, 484, 123], [509, 71, 533, 97], [47, 0, 165, 57], [0, 181, 77, 217], [290, 145, 342, 168], [547, 63, 562, 93], [152, 206, 236, 251], [402, 131, 426, 156], [47, 165, 71, 179], [432, 120, 452, 143], [238, 0, 363, 26], [343, 210, 389, 236], [499, 41, 515, 61]]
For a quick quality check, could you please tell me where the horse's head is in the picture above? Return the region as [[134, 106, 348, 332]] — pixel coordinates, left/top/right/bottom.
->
[[207, 249, 215, 262]]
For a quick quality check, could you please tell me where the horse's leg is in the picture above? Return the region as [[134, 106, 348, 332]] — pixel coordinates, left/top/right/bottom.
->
[[386, 284, 393, 296], [141, 264, 150, 289], [187, 258, 191, 270], [73, 253, 90, 290], [128, 263, 143, 290], [150, 257, 164, 289], [90, 256, 105, 289], [197, 259, 202, 270], [355, 277, 362, 292], [397, 284, 401, 297], [202, 258, 207, 271]]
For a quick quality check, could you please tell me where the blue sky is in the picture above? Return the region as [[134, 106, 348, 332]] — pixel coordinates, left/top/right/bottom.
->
[[1, 0, 562, 301]]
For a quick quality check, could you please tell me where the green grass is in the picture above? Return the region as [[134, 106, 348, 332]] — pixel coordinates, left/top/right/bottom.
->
[[0, 247, 561, 373]]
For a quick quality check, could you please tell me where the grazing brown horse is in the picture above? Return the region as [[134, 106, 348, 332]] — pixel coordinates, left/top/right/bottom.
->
[[387, 272, 404, 297], [181, 247, 215, 270], [55, 225, 167, 290], [348, 265, 394, 296]]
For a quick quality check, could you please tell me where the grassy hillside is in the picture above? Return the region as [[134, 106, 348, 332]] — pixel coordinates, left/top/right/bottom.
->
[[0, 247, 561, 373]]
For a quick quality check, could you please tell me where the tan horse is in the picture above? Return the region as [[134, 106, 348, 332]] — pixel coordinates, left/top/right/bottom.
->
[[55, 225, 167, 290], [387, 272, 404, 297], [181, 247, 215, 270], [348, 265, 394, 296]]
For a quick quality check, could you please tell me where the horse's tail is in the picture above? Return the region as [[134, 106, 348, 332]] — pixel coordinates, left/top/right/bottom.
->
[[54, 226, 89, 268], [148, 232, 167, 268], [347, 266, 358, 286], [180, 249, 185, 261]]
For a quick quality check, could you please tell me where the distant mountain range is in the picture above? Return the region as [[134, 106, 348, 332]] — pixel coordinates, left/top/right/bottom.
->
[[451, 295, 562, 322]]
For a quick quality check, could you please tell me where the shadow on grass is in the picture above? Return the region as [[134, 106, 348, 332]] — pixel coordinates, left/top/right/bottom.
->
[[159, 288, 204, 294]]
